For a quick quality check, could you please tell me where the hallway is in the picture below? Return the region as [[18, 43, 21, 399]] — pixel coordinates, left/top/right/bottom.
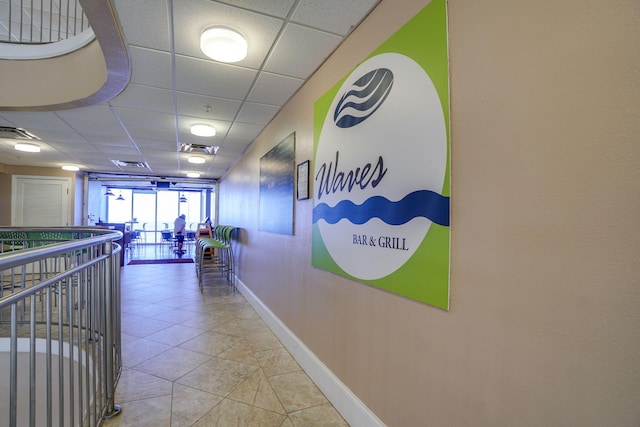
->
[[104, 260, 348, 426]]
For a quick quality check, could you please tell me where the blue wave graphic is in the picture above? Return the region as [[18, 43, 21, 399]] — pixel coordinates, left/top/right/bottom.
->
[[313, 190, 450, 227], [334, 68, 394, 128]]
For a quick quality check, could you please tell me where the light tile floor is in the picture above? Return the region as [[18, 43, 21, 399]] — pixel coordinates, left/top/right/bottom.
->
[[104, 256, 348, 427]]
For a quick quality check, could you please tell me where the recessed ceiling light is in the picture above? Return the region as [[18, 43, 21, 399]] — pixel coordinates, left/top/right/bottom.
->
[[200, 26, 248, 63], [191, 124, 216, 137], [188, 155, 206, 164], [62, 165, 79, 171], [15, 142, 40, 152], [186, 172, 201, 178]]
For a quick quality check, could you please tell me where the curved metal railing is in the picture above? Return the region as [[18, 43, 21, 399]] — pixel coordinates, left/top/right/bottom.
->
[[0, 227, 122, 427], [1, 0, 90, 44]]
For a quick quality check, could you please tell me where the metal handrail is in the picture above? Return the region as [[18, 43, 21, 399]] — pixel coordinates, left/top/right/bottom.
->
[[0, 227, 123, 426]]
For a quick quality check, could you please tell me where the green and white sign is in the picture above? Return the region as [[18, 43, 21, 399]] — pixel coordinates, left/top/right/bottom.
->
[[312, 0, 450, 309]]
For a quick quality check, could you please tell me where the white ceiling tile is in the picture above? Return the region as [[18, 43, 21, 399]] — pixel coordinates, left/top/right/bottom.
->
[[124, 128, 176, 147], [111, 108, 177, 131], [218, 138, 251, 155], [247, 72, 303, 105], [214, 0, 295, 18], [176, 92, 242, 122], [136, 144, 177, 155], [209, 154, 234, 168], [0, 116, 15, 126], [172, 0, 284, 69], [110, 85, 175, 115], [264, 23, 342, 79], [175, 55, 258, 99], [65, 124, 131, 145], [128, 47, 173, 89], [112, 0, 171, 50], [142, 151, 178, 161], [98, 147, 142, 156], [227, 122, 264, 141], [236, 102, 280, 125], [56, 105, 118, 123], [292, 0, 378, 35], [0, 112, 72, 133], [19, 129, 86, 145]]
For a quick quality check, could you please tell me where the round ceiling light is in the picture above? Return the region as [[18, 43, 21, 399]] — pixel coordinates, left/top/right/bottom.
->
[[62, 165, 80, 171], [190, 124, 216, 137], [15, 142, 40, 152], [188, 156, 206, 164], [186, 172, 201, 178], [200, 26, 247, 63]]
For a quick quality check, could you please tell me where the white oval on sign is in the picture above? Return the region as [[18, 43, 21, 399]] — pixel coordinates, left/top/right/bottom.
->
[[314, 53, 447, 280]]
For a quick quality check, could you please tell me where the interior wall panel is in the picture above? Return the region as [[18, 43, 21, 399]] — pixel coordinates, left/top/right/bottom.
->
[[218, 0, 640, 425]]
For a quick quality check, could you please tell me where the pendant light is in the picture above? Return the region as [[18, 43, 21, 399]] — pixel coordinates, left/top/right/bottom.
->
[[104, 188, 115, 196], [179, 193, 188, 203]]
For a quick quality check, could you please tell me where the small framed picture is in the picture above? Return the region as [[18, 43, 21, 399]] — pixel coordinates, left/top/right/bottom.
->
[[297, 160, 310, 200]]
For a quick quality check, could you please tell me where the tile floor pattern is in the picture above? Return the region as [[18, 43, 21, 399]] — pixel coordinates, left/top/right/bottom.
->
[[104, 260, 349, 427]]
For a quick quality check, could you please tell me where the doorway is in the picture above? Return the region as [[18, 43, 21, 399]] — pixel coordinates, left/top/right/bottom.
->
[[11, 175, 71, 226]]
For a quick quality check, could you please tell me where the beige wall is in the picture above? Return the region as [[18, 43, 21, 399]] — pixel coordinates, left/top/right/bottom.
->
[[219, 0, 640, 425], [0, 41, 107, 109], [0, 164, 79, 225]]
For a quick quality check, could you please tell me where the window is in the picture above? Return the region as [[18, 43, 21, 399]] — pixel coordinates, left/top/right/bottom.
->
[[105, 188, 207, 243]]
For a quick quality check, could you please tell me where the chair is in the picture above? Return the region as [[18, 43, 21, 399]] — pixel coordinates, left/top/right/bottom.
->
[[130, 230, 142, 246], [161, 231, 174, 251], [0, 231, 26, 253], [134, 226, 146, 243], [196, 225, 236, 291]]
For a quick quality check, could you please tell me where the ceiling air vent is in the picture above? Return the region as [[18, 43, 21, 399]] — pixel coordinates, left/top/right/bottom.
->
[[0, 126, 40, 140], [111, 160, 149, 168], [179, 142, 218, 155]]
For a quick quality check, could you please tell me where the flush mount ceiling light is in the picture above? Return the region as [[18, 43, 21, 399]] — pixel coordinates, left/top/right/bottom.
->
[[62, 165, 79, 171], [104, 188, 115, 197], [188, 155, 206, 164], [186, 172, 201, 178], [15, 142, 40, 152], [200, 26, 247, 63], [190, 124, 216, 137]]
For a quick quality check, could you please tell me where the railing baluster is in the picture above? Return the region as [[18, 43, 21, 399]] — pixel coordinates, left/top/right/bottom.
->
[[29, 294, 36, 427], [10, 304, 18, 427]]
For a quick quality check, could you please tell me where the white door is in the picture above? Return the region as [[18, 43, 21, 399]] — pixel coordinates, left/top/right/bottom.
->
[[11, 175, 71, 226]]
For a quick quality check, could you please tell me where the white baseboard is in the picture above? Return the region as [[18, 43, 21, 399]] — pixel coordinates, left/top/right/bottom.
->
[[235, 277, 385, 427]]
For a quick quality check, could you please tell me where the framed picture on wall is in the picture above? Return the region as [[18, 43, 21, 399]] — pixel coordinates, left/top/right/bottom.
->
[[259, 132, 295, 235], [297, 160, 310, 200]]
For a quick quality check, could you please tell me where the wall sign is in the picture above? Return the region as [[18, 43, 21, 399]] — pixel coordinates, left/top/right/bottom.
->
[[312, 0, 450, 309], [259, 132, 295, 235]]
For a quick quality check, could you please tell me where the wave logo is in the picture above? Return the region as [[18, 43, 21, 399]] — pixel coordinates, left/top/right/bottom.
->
[[314, 53, 449, 281], [333, 68, 394, 128]]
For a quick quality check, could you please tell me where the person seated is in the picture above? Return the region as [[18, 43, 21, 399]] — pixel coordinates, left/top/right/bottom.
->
[[174, 214, 186, 255]]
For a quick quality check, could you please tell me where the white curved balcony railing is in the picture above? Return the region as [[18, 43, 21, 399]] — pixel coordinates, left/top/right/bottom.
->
[[0, 227, 123, 426], [0, 0, 94, 59], [0, 0, 130, 110]]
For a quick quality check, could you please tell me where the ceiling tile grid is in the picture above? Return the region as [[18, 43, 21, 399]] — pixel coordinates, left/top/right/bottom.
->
[[0, 0, 380, 183]]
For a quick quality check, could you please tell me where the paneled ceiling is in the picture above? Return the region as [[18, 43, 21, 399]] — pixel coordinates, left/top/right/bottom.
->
[[0, 0, 379, 181]]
